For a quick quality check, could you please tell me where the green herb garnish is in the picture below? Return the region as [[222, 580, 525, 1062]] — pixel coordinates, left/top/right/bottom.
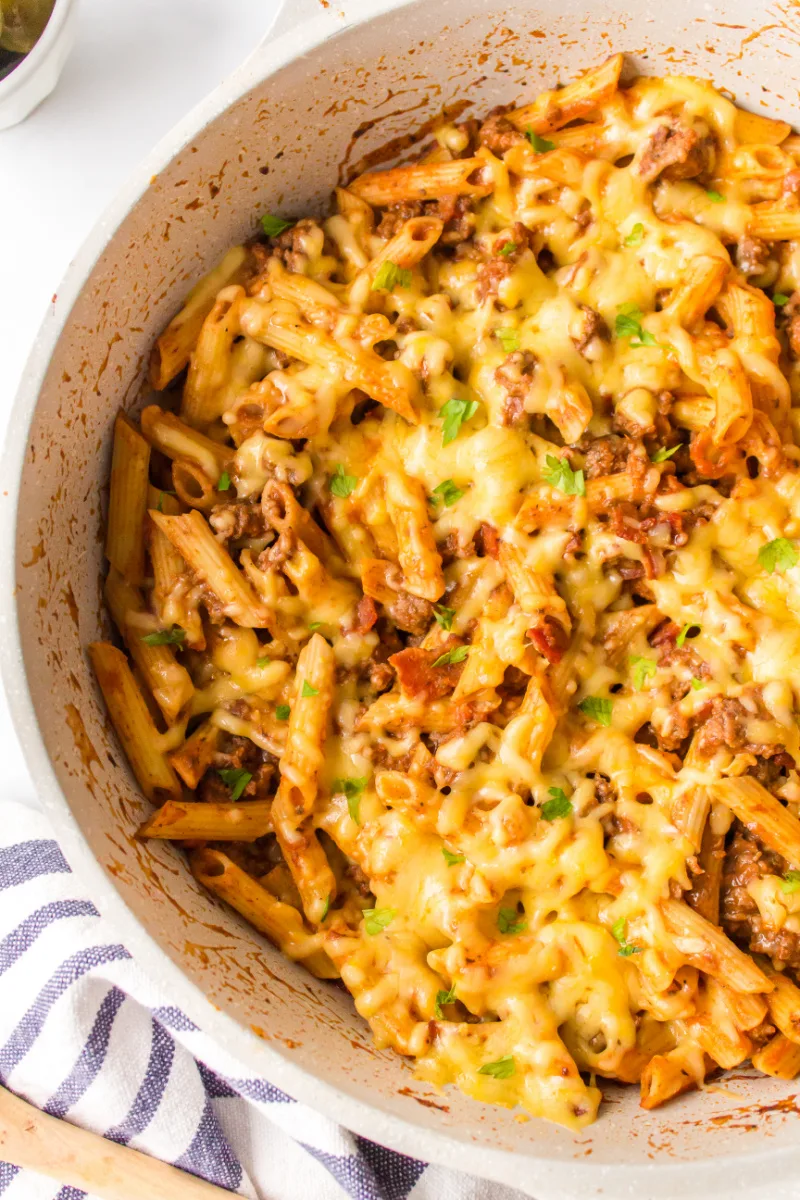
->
[[141, 626, 185, 647], [441, 397, 479, 446], [706, 190, 725, 203], [781, 870, 800, 894], [276, 704, 291, 721], [499, 241, 517, 257], [541, 787, 573, 821], [629, 655, 657, 691], [442, 847, 465, 866], [261, 214, 294, 238], [217, 471, 231, 492], [218, 767, 252, 801], [363, 907, 396, 935], [432, 645, 469, 668], [676, 623, 700, 648], [542, 453, 585, 496], [611, 916, 641, 956], [651, 444, 682, 463], [615, 304, 658, 347], [433, 604, 456, 631], [624, 223, 644, 247], [577, 696, 613, 726], [497, 907, 528, 935], [301, 680, 319, 698], [774, 293, 791, 307], [478, 1055, 515, 1079], [329, 463, 358, 499], [758, 537, 799, 575], [372, 260, 412, 291], [496, 328, 520, 353], [526, 129, 555, 153], [334, 776, 368, 825], [435, 985, 457, 1018], [431, 479, 464, 506]]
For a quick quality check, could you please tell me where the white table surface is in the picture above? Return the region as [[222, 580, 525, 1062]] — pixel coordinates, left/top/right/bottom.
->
[[0, 0, 279, 808]]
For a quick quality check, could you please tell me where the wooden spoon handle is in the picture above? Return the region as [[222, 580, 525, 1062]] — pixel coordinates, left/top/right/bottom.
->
[[0, 1084, 235, 1200]]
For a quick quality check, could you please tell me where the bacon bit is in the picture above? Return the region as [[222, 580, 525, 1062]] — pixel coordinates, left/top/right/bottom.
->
[[389, 636, 466, 701], [475, 522, 500, 558], [528, 616, 569, 664], [354, 594, 378, 634], [648, 619, 680, 648]]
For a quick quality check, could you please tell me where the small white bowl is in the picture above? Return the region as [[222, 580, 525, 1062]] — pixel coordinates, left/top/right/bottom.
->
[[0, 0, 78, 130]]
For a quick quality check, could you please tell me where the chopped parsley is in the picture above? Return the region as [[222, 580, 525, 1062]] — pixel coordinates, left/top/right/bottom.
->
[[577, 696, 613, 726], [774, 293, 791, 307], [496, 328, 520, 353], [442, 847, 465, 866], [155, 489, 176, 512], [433, 604, 456, 631], [435, 985, 457, 1018], [615, 303, 658, 348], [334, 776, 368, 825], [624, 223, 644, 247], [217, 471, 231, 492], [651, 443, 682, 463], [320, 894, 331, 921], [690, 678, 705, 691], [329, 463, 358, 499], [611, 916, 641, 956], [261, 213, 294, 238], [706, 189, 725, 203], [478, 1055, 515, 1079], [758, 537, 799, 575], [676, 622, 700, 648], [218, 767, 252, 801], [308, 621, 322, 631], [629, 655, 657, 691], [431, 479, 464, 506], [256, 655, 271, 668], [541, 787, 573, 821], [276, 704, 291, 721], [497, 907, 527, 935], [542, 453, 585, 496], [441, 397, 479, 446], [781, 870, 800, 895], [141, 626, 185, 647], [499, 241, 517, 257], [432, 645, 468, 668], [301, 680, 319, 698], [372, 260, 412, 291], [363, 907, 395, 935], [526, 128, 555, 153]]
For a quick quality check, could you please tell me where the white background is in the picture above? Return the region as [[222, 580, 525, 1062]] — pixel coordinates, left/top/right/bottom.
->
[[0, 0, 278, 806]]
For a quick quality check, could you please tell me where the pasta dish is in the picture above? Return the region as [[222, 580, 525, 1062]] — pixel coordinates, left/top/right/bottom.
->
[[92, 53, 800, 1128]]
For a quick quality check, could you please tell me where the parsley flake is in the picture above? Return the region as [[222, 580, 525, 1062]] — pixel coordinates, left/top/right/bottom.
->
[[526, 129, 555, 153], [706, 190, 725, 203], [499, 241, 517, 257], [615, 305, 658, 347], [218, 767, 252, 801], [441, 397, 479, 446], [624, 223, 644, 247], [301, 680, 319, 698], [432, 645, 468, 668], [774, 293, 791, 307], [435, 985, 457, 1018], [676, 623, 700, 648], [372, 260, 412, 291], [217, 471, 231, 492], [542, 453, 585, 496], [442, 847, 465, 866], [433, 604, 456, 632], [261, 214, 294, 238], [651, 443, 682, 463], [629, 655, 657, 691], [431, 479, 464, 506], [141, 626, 185, 647], [329, 463, 358, 499], [363, 907, 395, 935], [781, 870, 800, 894], [321, 894, 331, 921], [758, 537, 799, 575], [256, 655, 271, 668], [497, 907, 528, 935], [541, 787, 573, 821], [334, 776, 368, 825], [276, 704, 291, 721], [496, 328, 520, 353], [478, 1055, 515, 1079], [611, 916, 641, 956], [690, 678, 705, 691], [578, 696, 613, 726], [309, 621, 322, 631]]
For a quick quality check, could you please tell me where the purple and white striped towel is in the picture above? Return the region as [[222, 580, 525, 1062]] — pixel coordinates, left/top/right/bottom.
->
[[0, 800, 528, 1200]]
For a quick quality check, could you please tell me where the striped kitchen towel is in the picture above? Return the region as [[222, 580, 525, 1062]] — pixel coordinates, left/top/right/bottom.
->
[[0, 801, 528, 1200]]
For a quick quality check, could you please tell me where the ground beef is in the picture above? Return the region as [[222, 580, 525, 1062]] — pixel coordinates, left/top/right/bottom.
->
[[198, 735, 275, 804], [572, 305, 608, 355], [736, 236, 770, 277], [476, 222, 536, 301], [474, 522, 500, 559], [495, 349, 537, 427], [746, 752, 796, 791], [582, 434, 633, 479], [215, 835, 282, 879], [477, 104, 526, 155], [270, 218, 322, 272], [376, 195, 475, 245], [721, 825, 800, 969], [384, 589, 434, 636], [209, 502, 266, 543], [694, 696, 750, 756], [637, 119, 716, 184], [437, 531, 475, 565]]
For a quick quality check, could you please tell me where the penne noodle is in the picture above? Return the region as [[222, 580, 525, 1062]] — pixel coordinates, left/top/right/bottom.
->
[[349, 157, 493, 206], [139, 799, 273, 841], [105, 412, 151, 586]]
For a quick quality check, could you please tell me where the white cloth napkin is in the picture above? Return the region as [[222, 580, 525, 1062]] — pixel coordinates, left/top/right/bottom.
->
[[0, 800, 529, 1200]]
